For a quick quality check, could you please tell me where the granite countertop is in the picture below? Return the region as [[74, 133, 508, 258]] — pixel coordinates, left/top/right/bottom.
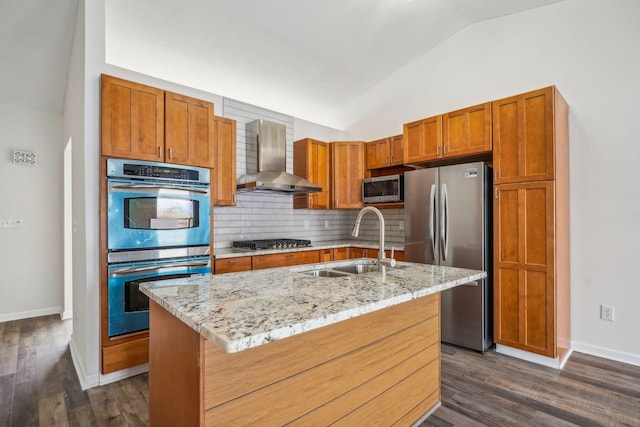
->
[[214, 240, 404, 259], [141, 258, 485, 354]]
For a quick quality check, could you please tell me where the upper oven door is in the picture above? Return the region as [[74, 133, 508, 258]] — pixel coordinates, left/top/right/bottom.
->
[[107, 179, 211, 251]]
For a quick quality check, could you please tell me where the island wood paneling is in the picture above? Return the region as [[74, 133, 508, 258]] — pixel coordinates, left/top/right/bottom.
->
[[203, 293, 438, 408], [202, 294, 440, 426]]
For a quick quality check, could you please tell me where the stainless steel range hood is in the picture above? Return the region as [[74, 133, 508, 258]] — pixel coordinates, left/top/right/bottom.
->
[[237, 119, 322, 194]]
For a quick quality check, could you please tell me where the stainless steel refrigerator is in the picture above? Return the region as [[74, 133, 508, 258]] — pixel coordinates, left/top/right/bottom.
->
[[404, 161, 493, 352]]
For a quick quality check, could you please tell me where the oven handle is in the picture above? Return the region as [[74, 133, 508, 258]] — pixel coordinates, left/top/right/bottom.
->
[[111, 184, 209, 194], [109, 261, 210, 277]]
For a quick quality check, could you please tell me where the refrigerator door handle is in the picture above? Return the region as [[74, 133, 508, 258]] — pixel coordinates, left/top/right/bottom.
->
[[441, 183, 449, 261], [429, 184, 436, 259]]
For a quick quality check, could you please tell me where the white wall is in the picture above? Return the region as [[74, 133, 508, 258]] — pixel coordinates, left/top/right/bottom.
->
[[0, 103, 64, 321], [341, 0, 640, 364]]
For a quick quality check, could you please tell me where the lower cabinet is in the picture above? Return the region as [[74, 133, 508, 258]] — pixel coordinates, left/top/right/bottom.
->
[[249, 250, 321, 270], [214, 256, 252, 274], [493, 181, 568, 359]]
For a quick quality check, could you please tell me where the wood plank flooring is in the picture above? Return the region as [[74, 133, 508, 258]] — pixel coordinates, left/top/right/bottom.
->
[[1, 315, 639, 426]]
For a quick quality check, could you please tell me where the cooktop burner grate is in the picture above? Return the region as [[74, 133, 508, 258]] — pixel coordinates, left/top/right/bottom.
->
[[232, 238, 312, 250]]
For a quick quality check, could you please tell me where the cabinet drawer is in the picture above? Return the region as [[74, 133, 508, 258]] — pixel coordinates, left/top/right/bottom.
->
[[214, 257, 252, 274], [252, 250, 320, 270]]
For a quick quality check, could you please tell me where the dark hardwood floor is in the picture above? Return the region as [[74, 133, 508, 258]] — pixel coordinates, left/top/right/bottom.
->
[[1, 315, 639, 426]]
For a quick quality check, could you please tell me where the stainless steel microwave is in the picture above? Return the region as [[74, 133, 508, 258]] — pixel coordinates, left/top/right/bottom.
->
[[362, 175, 404, 203]]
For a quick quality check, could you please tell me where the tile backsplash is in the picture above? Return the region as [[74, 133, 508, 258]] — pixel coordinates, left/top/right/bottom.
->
[[214, 97, 405, 250]]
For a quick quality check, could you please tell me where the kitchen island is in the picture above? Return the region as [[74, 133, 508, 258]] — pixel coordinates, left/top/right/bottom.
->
[[141, 258, 486, 426]]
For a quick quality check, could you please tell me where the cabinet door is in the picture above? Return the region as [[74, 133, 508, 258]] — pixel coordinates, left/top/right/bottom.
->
[[388, 135, 404, 166], [213, 116, 237, 206], [101, 75, 165, 161], [443, 102, 491, 158], [252, 250, 320, 270], [403, 116, 442, 164], [333, 247, 350, 261], [367, 138, 389, 169], [493, 87, 555, 184], [331, 142, 365, 209], [293, 139, 330, 209], [214, 257, 251, 274], [494, 182, 555, 357], [165, 92, 215, 168]]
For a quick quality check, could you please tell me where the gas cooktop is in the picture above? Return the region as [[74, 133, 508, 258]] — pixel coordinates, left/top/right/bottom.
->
[[232, 238, 312, 250]]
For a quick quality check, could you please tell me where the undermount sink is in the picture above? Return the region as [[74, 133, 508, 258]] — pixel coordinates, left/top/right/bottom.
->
[[332, 264, 380, 274], [300, 269, 352, 278], [296, 261, 403, 278]]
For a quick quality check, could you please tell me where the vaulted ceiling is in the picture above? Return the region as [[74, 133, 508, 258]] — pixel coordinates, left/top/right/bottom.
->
[[1, 0, 564, 128]]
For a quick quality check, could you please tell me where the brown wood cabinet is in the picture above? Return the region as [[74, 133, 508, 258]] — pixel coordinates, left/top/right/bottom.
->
[[101, 75, 165, 162], [252, 250, 321, 270], [214, 256, 251, 274], [403, 115, 442, 164], [493, 87, 557, 184], [101, 75, 215, 168], [494, 182, 555, 355], [213, 116, 237, 206], [493, 86, 570, 361], [443, 102, 492, 158], [164, 91, 215, 168], [293, 138, 330, 209], [331, 141, 365, 209], [333, 247, 350, 261], [367, 135, 403, 169]]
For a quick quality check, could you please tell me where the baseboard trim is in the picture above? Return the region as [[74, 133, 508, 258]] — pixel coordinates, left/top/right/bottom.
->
[[69, 335, 100, 390], [412, 401, 441, 427], [0, 306, 63, 323], [495, 344, 572, 369], [60, 310, 73, 320], [571, 341, 640, 368], [100, 363, 149, 386]]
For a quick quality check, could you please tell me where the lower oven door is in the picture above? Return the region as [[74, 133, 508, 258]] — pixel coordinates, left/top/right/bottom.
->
[[107, 257, 210, 337], [107, 179, 211, 251]]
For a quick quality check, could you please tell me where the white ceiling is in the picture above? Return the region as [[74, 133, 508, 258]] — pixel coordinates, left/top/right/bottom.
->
[[1, 0, 564, 126]]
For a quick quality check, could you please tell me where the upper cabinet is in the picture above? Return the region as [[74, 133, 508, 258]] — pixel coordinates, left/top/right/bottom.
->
[[331, 141, 365, 209], [164, 92, 215, 168], [101, 75, 165, 162], [293, 138, 330, 209], [443, 102, 492, 158], [403, 115, 442, 164], [367, 135, 403, 169], [403, 103, 492, 165], [101, 75, 215, 169], [213, 116, 237, 206], [493, 87, 560, 184]]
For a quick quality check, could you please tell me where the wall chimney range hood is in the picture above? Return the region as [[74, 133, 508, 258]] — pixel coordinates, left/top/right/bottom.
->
[[237, 119, 322, 194]]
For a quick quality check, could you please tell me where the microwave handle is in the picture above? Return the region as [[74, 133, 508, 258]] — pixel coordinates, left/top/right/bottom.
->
[[111, 184, 209, 194], [109, 261, 210, 277]]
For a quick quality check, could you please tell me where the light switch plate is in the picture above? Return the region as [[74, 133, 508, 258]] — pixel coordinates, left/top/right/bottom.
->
[[13, 150, 37, 166]]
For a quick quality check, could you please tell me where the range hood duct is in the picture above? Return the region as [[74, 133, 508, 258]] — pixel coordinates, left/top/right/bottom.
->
[[237, 119, 322, 194]]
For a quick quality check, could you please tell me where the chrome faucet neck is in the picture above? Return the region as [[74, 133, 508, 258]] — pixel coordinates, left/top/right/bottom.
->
[[352, 206, 386, 271]]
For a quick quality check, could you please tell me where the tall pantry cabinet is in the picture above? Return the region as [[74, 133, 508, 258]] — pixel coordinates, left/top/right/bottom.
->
[[492, 86, 570, 365]]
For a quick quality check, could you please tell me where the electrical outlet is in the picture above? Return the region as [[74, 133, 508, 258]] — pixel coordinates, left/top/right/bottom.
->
[[304, 220, 309, 230], [325, 220, 329, 229], [600, 304, 614, 321], [399, 221, 404, 231]]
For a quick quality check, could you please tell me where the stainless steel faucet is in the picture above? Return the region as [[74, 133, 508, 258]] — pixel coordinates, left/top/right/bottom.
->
[[352, 206, 396, 271]]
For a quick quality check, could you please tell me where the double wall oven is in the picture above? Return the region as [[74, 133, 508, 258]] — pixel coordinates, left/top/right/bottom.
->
[[106, 159, 211, 337]]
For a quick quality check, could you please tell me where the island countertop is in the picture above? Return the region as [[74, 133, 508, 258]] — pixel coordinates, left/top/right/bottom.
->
[[141, 258, 485, 353]]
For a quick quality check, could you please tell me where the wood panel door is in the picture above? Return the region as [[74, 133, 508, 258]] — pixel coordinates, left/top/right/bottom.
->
[[101, 74, 165, 161], [403, 115, 442, 164], [293, 138, 330, 209], [494, 181, 556, 357], [165, 92, 215, 168], [213, 116, 237, 206], [389, 134, 404, 166], [443, 102, 492, 158], [367, 138, 389, 169], [331, 142, 365, 209], [493, 87, 555, 184]]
